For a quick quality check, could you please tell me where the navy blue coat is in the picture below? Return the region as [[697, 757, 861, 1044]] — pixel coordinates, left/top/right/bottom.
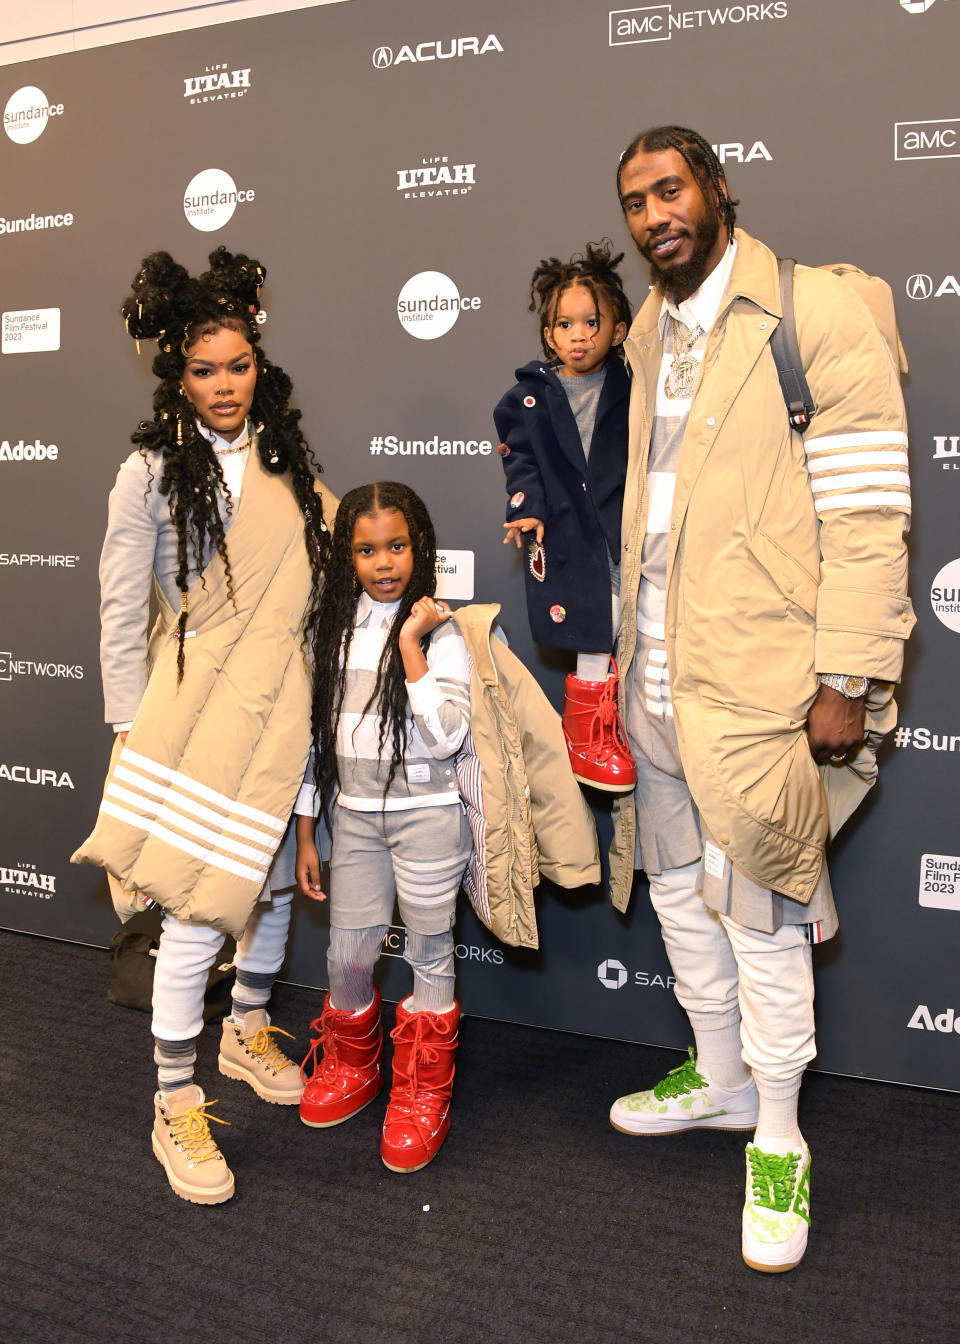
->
[[493, 357, 629, 651]]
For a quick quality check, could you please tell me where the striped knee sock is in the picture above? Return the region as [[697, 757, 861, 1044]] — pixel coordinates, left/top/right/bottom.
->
[[154, 1036, 198, 1096], [229, 968, 274, 1031]]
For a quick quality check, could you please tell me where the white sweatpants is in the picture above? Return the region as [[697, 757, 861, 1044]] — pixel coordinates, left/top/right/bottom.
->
[[648, 863, 816, 1083], [151, 890, 294, 1041]]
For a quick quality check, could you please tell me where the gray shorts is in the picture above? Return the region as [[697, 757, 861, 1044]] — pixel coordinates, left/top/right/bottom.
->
[[329, 803, 472, 936]]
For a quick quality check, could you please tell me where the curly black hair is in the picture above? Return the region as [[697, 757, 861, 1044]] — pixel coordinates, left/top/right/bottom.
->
[[617, 125, 738, 240], [309, 482, 438, 822], [121, 247, 329, 679], [528, 240, 633, 362]]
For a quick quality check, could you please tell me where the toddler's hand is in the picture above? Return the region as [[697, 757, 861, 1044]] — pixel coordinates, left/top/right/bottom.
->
[[400, 597, 451, 643], [296, 842, 327, 902], [503, 517, 544, 548]]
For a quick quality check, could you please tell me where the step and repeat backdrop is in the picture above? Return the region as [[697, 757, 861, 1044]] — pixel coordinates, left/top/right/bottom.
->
[[1, 0, 957, 1090]]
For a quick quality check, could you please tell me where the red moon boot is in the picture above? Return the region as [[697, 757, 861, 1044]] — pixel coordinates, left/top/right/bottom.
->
[[380, 1000, 459, 1173], [562, 659, 636, 792], [299, 988, 383, 1127]]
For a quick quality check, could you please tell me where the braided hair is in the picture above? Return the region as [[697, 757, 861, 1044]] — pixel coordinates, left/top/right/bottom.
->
[[617, 125, 738, 240], [121, 247, 329, 680], [528, 240, 633, 362], [309, 482, 438, 821]]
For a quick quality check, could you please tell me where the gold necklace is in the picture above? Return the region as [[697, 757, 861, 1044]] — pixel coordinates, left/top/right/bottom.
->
[[213, 439, 249, 456], [663, 317, 703, 400]]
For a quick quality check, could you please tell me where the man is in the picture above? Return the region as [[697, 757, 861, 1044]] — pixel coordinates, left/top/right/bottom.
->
[[607, 125, 914, 1272]]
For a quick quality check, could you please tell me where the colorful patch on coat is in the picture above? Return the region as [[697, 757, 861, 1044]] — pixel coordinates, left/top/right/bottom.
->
[[497, 442, 511, 457], [528, 541, 545, 582], [549, 604, 566, 623], [523, 395, 536, 407], [509, 491, 525, 510]]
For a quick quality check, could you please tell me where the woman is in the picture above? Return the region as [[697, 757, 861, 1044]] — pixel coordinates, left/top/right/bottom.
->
[[73, 247, 336, 1204]]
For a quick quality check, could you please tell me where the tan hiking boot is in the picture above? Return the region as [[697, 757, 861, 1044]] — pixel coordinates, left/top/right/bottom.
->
[[218, 1010, 304, 1105], [152, 1084, 234, 1205]]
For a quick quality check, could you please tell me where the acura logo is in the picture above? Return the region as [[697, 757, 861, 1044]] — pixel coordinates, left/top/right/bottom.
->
[[906, 273, 933, 300], [372, 45, 393, 68]]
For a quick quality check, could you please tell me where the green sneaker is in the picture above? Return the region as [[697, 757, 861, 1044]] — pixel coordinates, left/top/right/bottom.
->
[[742, 1140, 811, 1273], [610, 1047, 758, 1135]]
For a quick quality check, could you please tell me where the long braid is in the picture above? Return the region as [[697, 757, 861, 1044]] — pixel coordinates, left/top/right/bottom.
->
[[529, 239, 633, 361], [617, 125, 739, 239], [309, 482, 437, 824]]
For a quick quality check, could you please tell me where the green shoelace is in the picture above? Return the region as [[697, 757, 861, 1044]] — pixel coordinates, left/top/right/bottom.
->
[[747, 1147, 802, 1213], [652, 1046, 705, 1100]]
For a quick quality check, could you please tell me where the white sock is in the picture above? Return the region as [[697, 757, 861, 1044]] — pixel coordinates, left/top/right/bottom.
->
[[689, 1015, 752, 1092], [576, 652, 613, 681], [753, 1073, 804, 1152]]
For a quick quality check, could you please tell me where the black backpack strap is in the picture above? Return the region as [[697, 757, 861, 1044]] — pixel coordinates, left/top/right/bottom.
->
[[769, 257, 816, 433]]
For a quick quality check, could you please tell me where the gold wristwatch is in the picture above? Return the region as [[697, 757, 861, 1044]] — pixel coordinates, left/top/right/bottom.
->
[[818, 673, 870, 699]]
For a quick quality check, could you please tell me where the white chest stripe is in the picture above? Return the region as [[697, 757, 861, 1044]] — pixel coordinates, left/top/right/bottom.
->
[[645, 471, 676, 535]]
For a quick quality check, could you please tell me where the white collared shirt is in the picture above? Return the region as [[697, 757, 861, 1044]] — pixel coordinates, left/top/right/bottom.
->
[[197, 418, 251, 500], [657, 238, 738, 341]]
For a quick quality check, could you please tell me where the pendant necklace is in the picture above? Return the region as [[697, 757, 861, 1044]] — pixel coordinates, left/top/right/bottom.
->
[[663, 318, 703, 400]]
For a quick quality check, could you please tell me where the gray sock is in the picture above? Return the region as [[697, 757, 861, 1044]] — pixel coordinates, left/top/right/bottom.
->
[[327, 925, 388, 1012], [230, 967, 274, 1031], [404, 930, 455, 1013], [154, 1036, 198, 1095]]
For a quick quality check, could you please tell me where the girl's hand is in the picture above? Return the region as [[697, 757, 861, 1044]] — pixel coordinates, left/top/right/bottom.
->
[[400, 597, 452, 644], [296, 841, 327, 901], [503, 517, 544, 547]]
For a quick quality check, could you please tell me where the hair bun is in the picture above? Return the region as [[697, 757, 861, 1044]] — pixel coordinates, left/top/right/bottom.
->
[[121, 247, 267, 349], [202, 247, 266, 316]]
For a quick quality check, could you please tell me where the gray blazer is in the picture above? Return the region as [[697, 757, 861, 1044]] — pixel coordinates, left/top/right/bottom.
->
[[99, 448, 237, 726]]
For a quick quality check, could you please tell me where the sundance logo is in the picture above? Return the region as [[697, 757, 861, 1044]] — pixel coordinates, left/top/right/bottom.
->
[[896, 119, 960, 160], [930, 558, 960, 632], [397, 271, 481, 340], [920, 853, 960, 912], [372, 35, 503, 67], [184, 64, 252, 104], [183, 168, 255, 233], [435, 550, 474, 602], [398, 156, 476, 199], [609, 2, 788, 46], [597, 957, 676, 990], [3, 86, 64, 144], [2, 309, 60, 355], [908, 1005, 960, 1032], [906, 273, 960, 300]]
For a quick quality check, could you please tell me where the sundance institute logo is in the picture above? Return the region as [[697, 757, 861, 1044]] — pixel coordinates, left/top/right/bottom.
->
[[396, 271, 481, 340], [183, 168, 255, 233], [3, 86, 64, 144]]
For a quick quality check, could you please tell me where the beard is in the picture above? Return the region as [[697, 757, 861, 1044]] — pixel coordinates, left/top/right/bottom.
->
[[643, 203, 723, 302]]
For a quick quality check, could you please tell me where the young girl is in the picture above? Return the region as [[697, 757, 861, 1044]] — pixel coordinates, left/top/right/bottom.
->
[[73, 248, 334, 1204], [493, 241, 635, 792], [294, 481, 472, 1173]]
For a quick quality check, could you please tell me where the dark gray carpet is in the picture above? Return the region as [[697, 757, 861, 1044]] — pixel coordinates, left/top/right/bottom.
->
[[2, 928, 956, 1344]]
